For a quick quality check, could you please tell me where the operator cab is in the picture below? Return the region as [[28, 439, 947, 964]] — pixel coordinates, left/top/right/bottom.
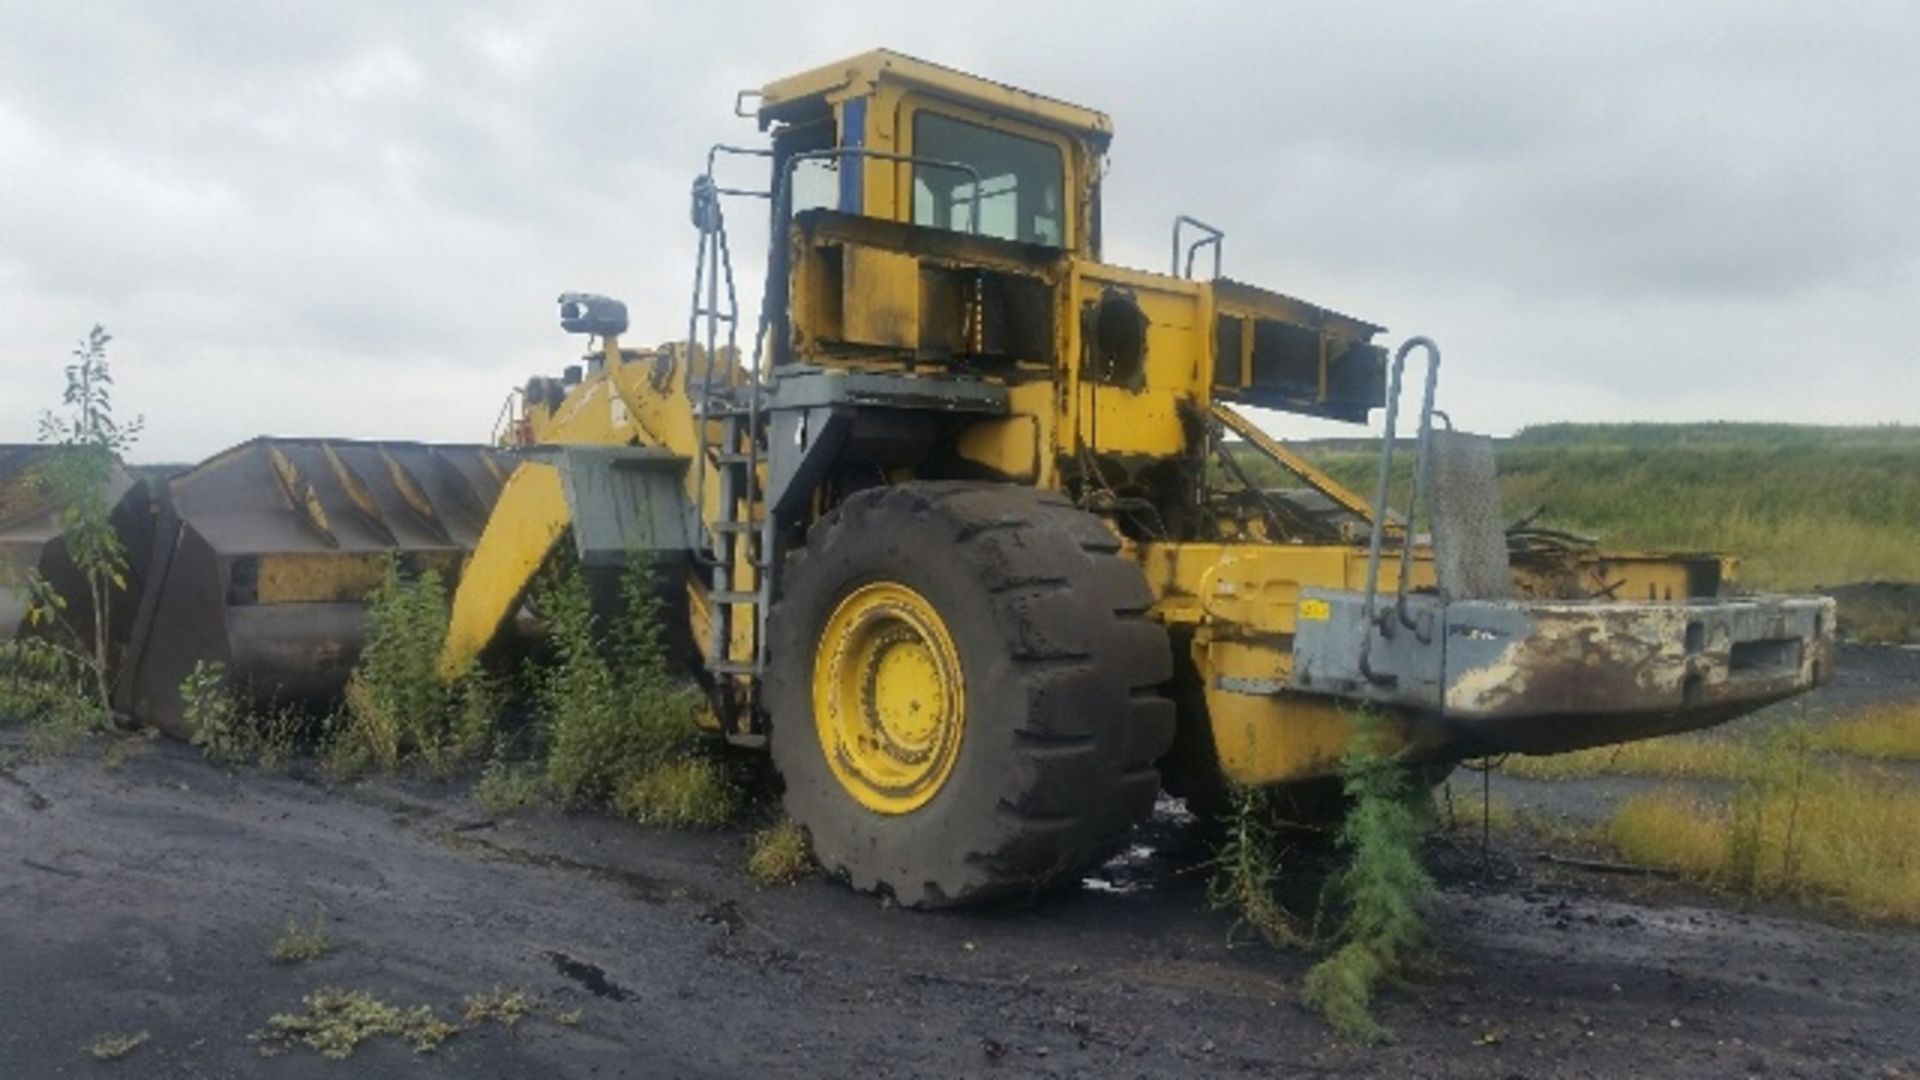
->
[[754, 49, 1109, 258]]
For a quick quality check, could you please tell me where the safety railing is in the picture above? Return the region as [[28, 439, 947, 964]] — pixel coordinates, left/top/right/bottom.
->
[[1359, 337, 1442, 685]]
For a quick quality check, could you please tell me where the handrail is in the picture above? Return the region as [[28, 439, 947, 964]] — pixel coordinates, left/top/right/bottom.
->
[[1359, 337, 1441, 683], [1171, 214, 1224, 279]]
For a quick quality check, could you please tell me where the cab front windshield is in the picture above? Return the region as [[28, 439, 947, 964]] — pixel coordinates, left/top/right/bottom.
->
[[911, 113, 1064, 247]]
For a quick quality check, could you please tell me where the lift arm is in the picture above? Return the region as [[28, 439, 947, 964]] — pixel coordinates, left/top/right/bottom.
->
[[439, 461, 571, 679]]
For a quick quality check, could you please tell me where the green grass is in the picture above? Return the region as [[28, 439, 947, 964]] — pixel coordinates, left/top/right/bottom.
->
[[613, 756, 737, 827], [1803, 702, 1920, 760], [746, 819, 813, 886], [1300, 717, 1435, 1045], [258, 988, 457, 1060], [1607, 765, 1920, 924], [84, 1030, 149, 1061], [1206, 786, 1308, 950], [1249, 422, 1920, 592], [473, 757, 547, 815], [336, 558, 495, 778], [1500, 701, 1920, 784], [269, 915, 336, 965], [1496, 702, 1920, 923], [460, 986, 532, 1028], [1500, 735, 1752, 782]]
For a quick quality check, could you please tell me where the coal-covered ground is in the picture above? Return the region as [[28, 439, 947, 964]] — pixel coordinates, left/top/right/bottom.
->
[[3, 646, 1918, 1078]]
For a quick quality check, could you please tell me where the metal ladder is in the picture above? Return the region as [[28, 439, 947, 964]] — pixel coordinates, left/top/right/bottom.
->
[[680, 144, 989, 694], [686, 154, 774, 687]]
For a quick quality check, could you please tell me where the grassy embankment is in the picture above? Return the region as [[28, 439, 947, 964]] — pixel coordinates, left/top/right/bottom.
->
[[1267, 422, 1920, 598]]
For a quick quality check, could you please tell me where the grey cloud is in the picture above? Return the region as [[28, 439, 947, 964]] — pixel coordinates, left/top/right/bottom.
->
[[0, 1, 1915, 461]]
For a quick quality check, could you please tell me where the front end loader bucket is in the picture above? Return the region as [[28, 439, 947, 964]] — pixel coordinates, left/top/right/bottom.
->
[[116, 438, 510, 735], [0, 444, 145, 649]]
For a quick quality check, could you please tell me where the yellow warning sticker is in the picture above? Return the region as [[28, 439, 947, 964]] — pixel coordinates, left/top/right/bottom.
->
[[1298, 598, 1331, 622]]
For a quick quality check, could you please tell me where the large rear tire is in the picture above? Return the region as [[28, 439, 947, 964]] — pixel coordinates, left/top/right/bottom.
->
[[765, 482, 1176, 907]]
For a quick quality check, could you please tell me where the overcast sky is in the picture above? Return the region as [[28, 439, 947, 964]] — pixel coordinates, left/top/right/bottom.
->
[[2, 2, 1915, 462]]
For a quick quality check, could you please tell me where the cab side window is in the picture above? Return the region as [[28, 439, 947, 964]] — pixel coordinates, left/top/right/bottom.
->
[[911, 113, 1064, 247]]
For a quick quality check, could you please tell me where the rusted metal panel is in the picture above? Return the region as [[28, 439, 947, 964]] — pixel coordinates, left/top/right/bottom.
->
[[1289, 588, 1835, 756]]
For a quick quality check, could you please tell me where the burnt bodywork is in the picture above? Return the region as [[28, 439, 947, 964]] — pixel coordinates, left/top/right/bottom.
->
[[1291, 589, 1835, 756]]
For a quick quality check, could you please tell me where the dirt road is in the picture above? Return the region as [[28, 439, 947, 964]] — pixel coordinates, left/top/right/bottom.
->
[[4, 649, 1919, 1078]]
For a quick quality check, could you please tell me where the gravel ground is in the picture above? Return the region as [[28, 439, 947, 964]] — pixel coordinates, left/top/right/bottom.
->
[[1, 644, 1917, 1078]]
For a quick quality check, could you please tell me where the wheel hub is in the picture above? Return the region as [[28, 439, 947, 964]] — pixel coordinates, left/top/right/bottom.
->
[[813, 582, 965, 814]]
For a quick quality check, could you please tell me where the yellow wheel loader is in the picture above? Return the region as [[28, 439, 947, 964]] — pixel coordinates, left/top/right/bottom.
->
[[2, 50, 1832, 907]]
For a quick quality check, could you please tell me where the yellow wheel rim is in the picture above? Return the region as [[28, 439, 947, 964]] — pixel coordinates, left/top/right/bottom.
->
[[812, 581, 966, 815]]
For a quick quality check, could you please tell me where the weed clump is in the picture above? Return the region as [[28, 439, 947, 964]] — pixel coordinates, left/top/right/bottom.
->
[[0, 636, 97, 753], [179, 661, 315, 769], [1207, 786, 1306, 948], [532, 556, 720, 822], [474, 756, 547, 815], [1300, 714, 1434, 1044], [258, 988, 457, 1060], [615, 756, 736, 826], [84, 1030, 149, 1061], [270, 914, 336, 965], [183, 661, 249, 765], [746, 819, 812, 886], [258, 984, 553, 1060], [461, 986, 532, 1027], [336, 557, 496, 778]]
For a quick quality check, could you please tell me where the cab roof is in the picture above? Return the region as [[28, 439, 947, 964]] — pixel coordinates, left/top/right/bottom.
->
[[757, 48, 1113, 149]]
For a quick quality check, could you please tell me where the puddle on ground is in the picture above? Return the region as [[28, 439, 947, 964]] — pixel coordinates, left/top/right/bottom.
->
[[547, 950, 635, 1001]]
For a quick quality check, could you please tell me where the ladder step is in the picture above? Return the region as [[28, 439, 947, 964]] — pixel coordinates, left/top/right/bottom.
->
[[714, 452, 755, 466], [710, 519, 761, 532], [708, 659, 760, 675], [712, 590, 761, 604]]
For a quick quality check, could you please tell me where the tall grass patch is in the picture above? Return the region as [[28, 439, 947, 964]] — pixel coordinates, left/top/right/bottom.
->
[[532, 555, 734, 823], [1606, 757, 1920, 923], [335, 557, 495, 777], [1802, 702, 1920, 761], [1500, 733, 1750, 781], [0, 636, 98, 753]]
